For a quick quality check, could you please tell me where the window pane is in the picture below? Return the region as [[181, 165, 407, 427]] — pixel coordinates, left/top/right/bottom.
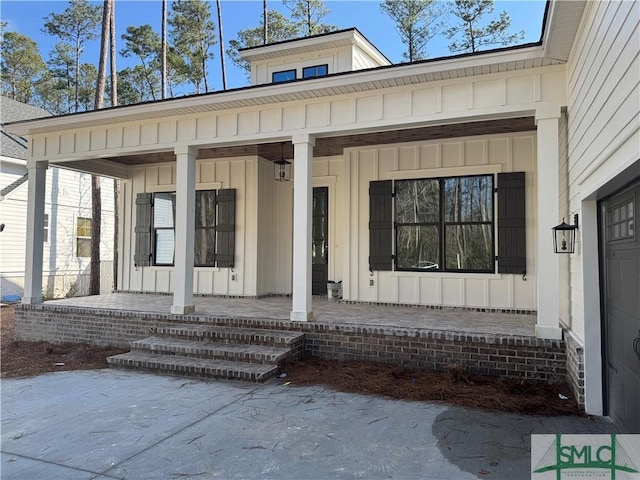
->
[[303, 65, 327, 78], [154, 193, 175, 228], [195, 191, 216, 228], [445, 224, 493, 270], [444, 176, 493, 222], [76, 238, 91, 257], [395, 179, 440, 224], [195, 228, 216, 266], [155, 229, 175, 265], [77, 217, 92, 236], [272, 69, 296, 83], [396, 225, 440, 270]]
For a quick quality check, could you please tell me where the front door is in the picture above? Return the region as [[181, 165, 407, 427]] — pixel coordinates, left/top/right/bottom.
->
[[602, 180, 640, 433], [312, 187, 329, 295]]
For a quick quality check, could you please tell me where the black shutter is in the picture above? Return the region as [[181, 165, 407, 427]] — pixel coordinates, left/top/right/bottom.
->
[[216, 188, 236, 268], [369, 180, 393, 271], [134, 193, 153, 267], [497, 172, 526, 274]]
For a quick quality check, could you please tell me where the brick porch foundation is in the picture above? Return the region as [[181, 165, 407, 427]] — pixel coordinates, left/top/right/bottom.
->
[[15, 304, 572, 400]]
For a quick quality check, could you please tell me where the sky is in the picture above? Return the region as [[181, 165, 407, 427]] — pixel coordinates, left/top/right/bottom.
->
[[0, 0, 547, 94]]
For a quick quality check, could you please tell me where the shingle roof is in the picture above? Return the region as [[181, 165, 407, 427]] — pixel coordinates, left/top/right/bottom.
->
[[1, 96, 50, 160]]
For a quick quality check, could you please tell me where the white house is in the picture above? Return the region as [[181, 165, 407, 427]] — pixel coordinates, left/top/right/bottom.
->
[[5, 1, 639, 430], [0, 96, 115, 299]]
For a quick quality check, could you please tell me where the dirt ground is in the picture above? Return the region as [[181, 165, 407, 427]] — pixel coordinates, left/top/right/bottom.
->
[[1, 305, 127, 378], [1, 304, 581, 416]]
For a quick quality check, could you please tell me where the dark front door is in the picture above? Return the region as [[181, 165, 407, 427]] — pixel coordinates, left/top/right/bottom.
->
[[312, 187, 329, 295], [602, 180, 640, 433]]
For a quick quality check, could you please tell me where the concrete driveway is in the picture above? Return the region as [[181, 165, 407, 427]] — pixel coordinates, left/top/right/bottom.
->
[[1, 370, 617, 479]]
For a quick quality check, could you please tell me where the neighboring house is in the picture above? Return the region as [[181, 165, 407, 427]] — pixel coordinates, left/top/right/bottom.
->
[[0, 96, 115, 299], [5, 1, 639, 429]]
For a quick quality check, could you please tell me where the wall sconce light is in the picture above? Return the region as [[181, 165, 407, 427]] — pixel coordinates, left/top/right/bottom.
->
[[274, 142, 291, 182], [552, 214, 579, 253]]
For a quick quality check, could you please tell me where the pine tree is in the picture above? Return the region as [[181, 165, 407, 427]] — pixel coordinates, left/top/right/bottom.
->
[[168, 0, 216, 94], [380, 0, 446, 62], [0, 31, 46, 103], [445, 0, 524, 53], [283, 0, 337, 36], [43, 0, 102, 112]]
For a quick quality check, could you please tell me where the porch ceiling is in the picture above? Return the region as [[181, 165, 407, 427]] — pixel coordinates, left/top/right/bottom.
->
[[108, 116, 535, 166]]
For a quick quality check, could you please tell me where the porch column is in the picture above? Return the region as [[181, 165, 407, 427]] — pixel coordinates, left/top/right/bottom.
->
[[171, 145, 196, 315], [535, 107, 563, 340], [23, 161, 48, 304], [290, 134, 315, 321]]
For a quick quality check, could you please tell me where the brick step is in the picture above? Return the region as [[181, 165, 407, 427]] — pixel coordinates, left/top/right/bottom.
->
[[107, 351, 279, 382], [130, 336, 294, 364], [153, 324, 304, 348]]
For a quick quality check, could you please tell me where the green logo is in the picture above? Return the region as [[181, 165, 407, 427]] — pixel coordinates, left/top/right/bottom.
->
[[532, 434, 639, 480]]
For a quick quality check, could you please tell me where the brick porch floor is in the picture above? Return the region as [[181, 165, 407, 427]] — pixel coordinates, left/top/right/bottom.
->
[[44, 293, 537, 337]]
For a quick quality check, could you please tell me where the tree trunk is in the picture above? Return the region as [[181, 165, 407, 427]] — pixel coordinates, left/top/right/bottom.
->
[[110, 0, 119, 292], [263, 0, 268, 44], [89, 176, 102, 295], [110, 0, 117, 107], [161, 0, 167, 99], [89, 0, 111, 295], [216, 0, 227, 90]]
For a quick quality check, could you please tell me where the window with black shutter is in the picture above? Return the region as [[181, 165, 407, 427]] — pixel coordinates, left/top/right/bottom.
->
[[496, 172, 526, 275], [369, 172, 526, 274], [369, 180, 393, 271], [134, 193, 153, 267], [133, 189, 236, 268]]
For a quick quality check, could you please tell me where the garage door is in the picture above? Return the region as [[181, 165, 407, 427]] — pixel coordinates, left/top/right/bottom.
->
[[602, 181, 640, 433]]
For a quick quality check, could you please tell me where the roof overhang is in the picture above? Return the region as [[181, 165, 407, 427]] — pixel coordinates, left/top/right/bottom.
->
[[6, 0, 585, 138], [6, 44, 557, 137], [239, 27, 391, 66]]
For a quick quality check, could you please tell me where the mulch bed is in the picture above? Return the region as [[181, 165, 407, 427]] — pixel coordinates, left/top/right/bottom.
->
[[2, 304, 582, 416], [1, 305, 127, 378], [281, 356, 583, 416]]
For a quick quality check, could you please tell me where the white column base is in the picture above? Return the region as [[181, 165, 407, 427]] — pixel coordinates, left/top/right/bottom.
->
[[535, 324, 563, 340], [290, 310, 314, 322], [22, 295, 43, 305], [171, 305, 195, 315]]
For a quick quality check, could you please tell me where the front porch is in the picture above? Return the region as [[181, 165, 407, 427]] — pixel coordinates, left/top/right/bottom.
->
[[14, 293, 581, 398]]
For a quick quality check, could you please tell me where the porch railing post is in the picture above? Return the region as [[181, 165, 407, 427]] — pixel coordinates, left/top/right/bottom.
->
[[23, 160, 48, 304], [171, 145, 197, 315], [535, 107, 563, 340], [290, 134, 315, 321]]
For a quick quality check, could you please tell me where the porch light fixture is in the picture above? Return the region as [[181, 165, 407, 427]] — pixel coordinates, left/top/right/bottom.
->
[[274, 142, 291, 182], [552, 214, 579, 253]]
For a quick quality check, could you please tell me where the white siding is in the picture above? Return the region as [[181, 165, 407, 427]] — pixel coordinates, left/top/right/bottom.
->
[[343, 132, 537, 309], [122, 157, 258, 296], [565, 0, 640, 341], [0, 163, 115, 298]]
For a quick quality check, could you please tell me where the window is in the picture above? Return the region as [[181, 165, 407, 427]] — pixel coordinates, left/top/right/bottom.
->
[[153, 191, 216, 266], [194, 190, 216, 266], [303, 64, 328, 79], [44, 213, 49, 243], [153, 192, 176, 265], [395, 175, 494, 272], [76, 217, 92, 257], [140, 189, 235, 268], [272, 69, 296, 83]]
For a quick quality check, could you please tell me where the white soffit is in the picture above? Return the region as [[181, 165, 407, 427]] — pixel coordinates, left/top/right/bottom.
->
[[7, 46, 559, 136], [543, 0, 587, 61]]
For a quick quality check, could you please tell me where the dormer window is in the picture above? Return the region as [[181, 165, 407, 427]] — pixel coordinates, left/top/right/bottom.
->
[[272, 69, 297, 83], [303, 64, 328, 79]]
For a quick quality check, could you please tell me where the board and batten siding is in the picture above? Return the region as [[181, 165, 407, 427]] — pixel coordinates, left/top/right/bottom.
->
[[565, 0, 640, 341], [27, 66, 566, 166], [120, 156, 257, 296], [342, 132, 537, 309]]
